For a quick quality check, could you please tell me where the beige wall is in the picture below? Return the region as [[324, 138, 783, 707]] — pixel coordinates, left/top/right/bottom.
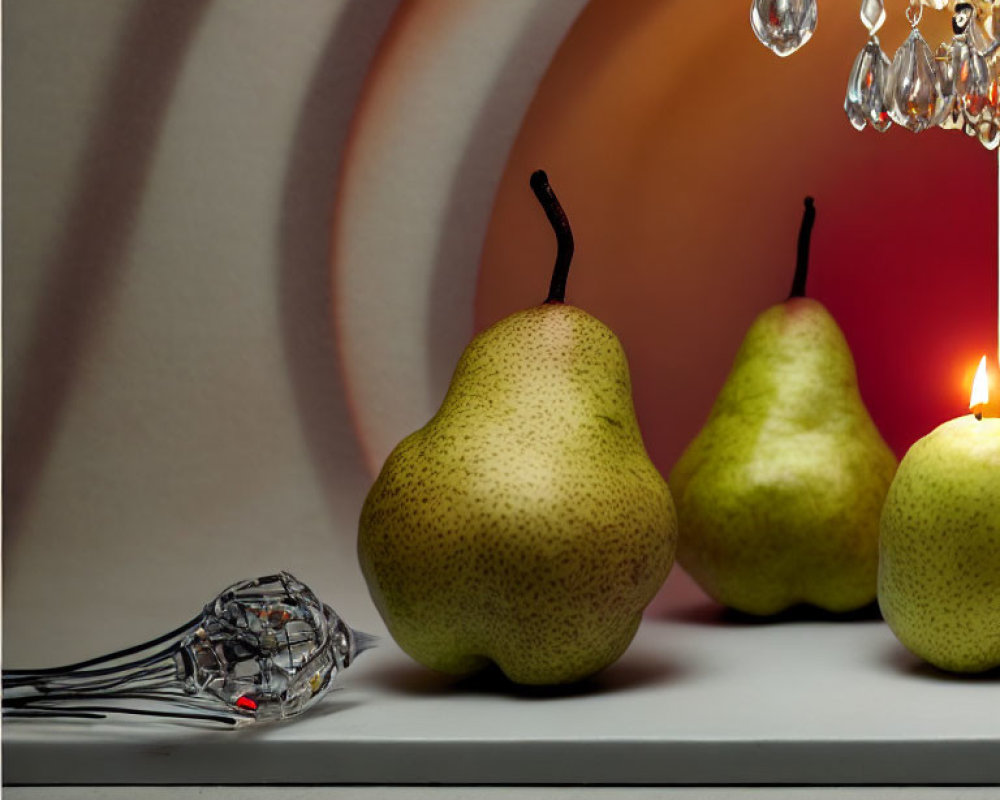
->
[[3, 0, 399, 662], [2, 0, 603, 666]]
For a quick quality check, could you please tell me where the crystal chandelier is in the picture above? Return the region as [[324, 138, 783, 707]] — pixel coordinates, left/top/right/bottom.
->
[[751, 0, 1000, 149]]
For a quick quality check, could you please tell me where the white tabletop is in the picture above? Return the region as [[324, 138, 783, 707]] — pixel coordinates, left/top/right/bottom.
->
[[5, 599, 999, 786]]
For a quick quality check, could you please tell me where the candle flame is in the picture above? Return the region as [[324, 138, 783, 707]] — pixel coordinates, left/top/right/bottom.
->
[[970, 355, 989, 410]]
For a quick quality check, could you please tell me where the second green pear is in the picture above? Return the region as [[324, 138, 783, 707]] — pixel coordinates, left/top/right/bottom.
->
[[669, 199, 897, 615]]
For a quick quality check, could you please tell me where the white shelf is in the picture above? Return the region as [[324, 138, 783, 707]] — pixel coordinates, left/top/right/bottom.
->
[[6, 600, 999, 786]]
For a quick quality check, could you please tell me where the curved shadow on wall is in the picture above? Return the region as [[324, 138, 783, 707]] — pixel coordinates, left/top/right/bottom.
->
[[276, 2, 399, 526], [3, 1, 211, 545]]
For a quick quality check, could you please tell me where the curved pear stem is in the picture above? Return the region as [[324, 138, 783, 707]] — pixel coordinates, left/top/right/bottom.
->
[[789, 196, 816, 299], [530, 170, 574, 304]]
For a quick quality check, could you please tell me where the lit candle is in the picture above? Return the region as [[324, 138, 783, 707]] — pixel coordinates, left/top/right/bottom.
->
[[878, 357, 1000, 673], [971, 355, 989, 421]]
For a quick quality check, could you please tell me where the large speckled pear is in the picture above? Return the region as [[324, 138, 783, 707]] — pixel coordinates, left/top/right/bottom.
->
[[358, 172, 676, 685], [669, 198, 897, 615], [879, 414, 1000, 673]]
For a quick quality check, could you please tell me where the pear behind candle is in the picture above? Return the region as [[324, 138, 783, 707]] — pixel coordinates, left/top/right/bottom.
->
[[669, 298, 897, 614], [668, 198, 897, 615], [878, 416, 1000, 673]]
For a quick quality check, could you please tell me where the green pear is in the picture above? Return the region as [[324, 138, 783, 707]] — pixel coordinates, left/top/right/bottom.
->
[[879, 415, 1000, 672], [358, 171, 676, 685], [669, 198, 897, 615]]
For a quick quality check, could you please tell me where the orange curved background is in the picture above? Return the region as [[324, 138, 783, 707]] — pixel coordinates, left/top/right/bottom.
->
[[478, 0, 997, 473]]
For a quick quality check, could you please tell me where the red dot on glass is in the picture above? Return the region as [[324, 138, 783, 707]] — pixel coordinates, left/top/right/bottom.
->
[[236, 695, 258, 711]]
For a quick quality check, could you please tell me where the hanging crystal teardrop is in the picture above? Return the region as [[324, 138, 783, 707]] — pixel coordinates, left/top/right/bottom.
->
[[988, 54, 1000, 120], [984, 53, 1000, 141], [976, 36, 1000, 150], [845, 46, 869, 130], [935, 42, 965, 129], [751, 0, 818, 57], [950, 37, 992, 121], [845, 37, 893, 131], [860, 0, 885, 34], [887, 27, 948, 131]]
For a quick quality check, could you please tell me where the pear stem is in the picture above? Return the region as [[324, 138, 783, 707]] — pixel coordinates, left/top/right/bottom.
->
[[530, 170, 574, 304], [789, 196, 816, 299]]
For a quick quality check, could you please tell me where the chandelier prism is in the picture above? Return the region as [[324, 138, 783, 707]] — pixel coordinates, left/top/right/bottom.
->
[[752, 0, 1000, 148]]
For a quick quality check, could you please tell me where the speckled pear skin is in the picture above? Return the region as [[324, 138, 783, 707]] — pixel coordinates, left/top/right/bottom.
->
[[358, 303, 677, 685], [669, 298, 897, 615], [878, 417, 1000, 673]]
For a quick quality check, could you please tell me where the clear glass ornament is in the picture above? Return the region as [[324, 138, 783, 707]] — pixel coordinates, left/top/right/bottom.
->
[[935, 4, 996, 140], [751, 0, 818, 57], [950, 37, 992, 121], [2, 572, 374, 726], [973, 47, 1000, 148], [887, 27, 950, 131], [845, 37, 893, 131], [935, 42, 967, 129], [988, 54, 1000, 119]]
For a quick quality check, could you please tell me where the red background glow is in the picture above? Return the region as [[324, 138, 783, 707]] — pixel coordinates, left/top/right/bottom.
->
[[477, 0, 998, 470]]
